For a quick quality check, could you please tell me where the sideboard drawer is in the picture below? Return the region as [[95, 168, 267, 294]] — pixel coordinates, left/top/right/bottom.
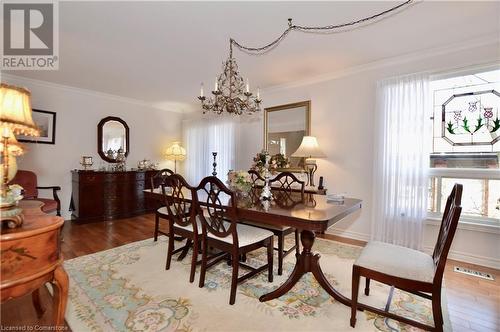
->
[[71, 170, 156, 222]]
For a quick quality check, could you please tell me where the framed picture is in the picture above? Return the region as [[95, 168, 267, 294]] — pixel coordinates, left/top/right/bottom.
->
[[17, 109, 56, 144]]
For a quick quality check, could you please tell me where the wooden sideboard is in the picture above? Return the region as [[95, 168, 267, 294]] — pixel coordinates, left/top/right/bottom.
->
[[1, 200, 68, 326], [71, 170, 156, 222]]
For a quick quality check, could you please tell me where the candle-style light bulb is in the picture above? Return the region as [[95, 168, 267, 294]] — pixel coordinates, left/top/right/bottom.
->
[[214, 77, 219, 91], [200, 83, 204, 97], [246, 79, 250, 93], [257, 88, 260, 100]]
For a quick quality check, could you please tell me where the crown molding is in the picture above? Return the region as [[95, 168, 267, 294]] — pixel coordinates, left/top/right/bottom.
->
[[263, 33, 500, 93], [0, 73, 183, 114]]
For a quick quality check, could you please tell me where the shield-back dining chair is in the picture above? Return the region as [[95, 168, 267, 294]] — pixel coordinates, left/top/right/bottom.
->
[[162, 173, 200, 283], [151, 168, 174, 241], [195, 176, 274, 305], [244, 171, 302, 275], [350, 183, 463, 332]]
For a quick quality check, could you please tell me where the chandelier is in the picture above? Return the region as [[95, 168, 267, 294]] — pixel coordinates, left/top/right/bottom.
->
[[197, 0, 413, 116], [198, 44, 261, 115]]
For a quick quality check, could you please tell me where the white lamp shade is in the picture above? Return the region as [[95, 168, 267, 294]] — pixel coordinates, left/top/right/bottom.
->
[[165, 141, 186, 161], [0, 83, 39, 136], [291, 136, 326, 158]]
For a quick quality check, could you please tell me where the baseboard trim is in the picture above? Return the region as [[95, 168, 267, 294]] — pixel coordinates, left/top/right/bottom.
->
[[328, 228, 500, 270], [326, 228, 370, 242], [423, 245, 500, 270]]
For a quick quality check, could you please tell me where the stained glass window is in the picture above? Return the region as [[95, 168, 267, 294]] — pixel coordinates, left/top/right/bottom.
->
[[429, 68, 500, 224]]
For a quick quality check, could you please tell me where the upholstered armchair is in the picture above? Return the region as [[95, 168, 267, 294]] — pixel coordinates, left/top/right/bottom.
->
[[9, 170, 61, 216]]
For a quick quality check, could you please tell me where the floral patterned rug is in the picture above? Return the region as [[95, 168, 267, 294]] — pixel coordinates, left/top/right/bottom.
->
[[63, 237, 450, 332]]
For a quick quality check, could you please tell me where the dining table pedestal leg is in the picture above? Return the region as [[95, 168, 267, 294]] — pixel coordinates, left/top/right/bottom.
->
[[259, 229, 351, 307]]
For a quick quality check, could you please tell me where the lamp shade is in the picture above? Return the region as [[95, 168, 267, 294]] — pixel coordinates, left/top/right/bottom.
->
[[165, 141, 186, 161], [0, 83, 39, 136], [291, 136, 326, 158]]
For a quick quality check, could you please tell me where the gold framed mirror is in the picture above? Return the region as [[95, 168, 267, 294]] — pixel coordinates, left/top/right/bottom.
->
[[264, 101, 311, 171]]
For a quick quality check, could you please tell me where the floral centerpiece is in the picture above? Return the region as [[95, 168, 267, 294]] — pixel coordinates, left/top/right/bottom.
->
[[227, 170, 252, 193], [251, 151, 290, 174]]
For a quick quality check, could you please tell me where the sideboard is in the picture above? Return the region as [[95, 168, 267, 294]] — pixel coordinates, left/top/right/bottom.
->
[[71, 170, 156, 222]]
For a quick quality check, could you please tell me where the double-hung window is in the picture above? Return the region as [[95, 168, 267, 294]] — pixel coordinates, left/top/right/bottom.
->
[[429, 68, 500, 227]]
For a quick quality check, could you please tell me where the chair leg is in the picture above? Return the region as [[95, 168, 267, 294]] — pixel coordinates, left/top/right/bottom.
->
[[294, 229, 300, 257], [350, 266, 360, 328], [198, 238, 208, 288], [277, 234, 284, 276], [154, 213, 160, 241], [267, 237, 274, 282], [189, 237, 198, 283], [229, 250, 239, 305], [365, 277, 370, 296], [31, 289, 45, 318], [166, 225, 174, 270], [432, 289, 444, 332]]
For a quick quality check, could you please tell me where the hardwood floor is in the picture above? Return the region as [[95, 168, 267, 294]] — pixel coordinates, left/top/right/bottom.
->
[[2, 214, 499, 331]]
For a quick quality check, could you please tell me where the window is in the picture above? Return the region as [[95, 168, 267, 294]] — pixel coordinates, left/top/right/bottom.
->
[[183, 117, 236, 185], [429, 68, 500, 225]]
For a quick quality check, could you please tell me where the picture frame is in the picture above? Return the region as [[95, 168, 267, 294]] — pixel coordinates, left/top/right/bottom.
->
[[17, 109, 57, 144]]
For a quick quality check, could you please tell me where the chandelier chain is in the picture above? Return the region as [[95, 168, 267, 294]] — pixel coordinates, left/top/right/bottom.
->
[[230, 0, 413, 56]]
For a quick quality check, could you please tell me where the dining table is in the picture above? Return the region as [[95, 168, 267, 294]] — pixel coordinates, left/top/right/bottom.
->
[[144, 186, 362, 306]]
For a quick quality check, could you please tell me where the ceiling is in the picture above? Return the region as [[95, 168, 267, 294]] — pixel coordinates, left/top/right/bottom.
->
[[3, 1, 500, 113]]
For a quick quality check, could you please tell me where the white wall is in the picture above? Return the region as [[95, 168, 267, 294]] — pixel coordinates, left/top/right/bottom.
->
[[2, 74, 183, 220], [236, 41, 500, 268]]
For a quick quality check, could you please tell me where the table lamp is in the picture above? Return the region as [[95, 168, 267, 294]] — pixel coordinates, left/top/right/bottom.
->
[[165, 141, 186, 173], [291, 136, 326, 187], [1, 83, 39, 227]]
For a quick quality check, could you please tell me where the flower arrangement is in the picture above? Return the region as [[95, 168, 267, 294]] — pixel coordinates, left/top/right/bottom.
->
[[251, 151, 290, 174], [3, 184, 23, 205], [227, 170, 252, 193]]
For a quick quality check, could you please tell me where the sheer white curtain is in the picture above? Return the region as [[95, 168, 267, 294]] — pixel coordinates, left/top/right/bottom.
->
[[183, 116, 237, 186], [371, 73, 431, 250]]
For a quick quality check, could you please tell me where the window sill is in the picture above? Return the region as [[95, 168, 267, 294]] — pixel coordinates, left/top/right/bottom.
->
[[425, 217, 500, 234]]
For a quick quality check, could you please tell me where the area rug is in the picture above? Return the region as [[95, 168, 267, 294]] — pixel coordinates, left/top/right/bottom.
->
[[63, 237, 449, 332]]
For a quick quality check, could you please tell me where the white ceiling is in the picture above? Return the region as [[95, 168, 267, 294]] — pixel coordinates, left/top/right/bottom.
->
[[4, 1, 500, 113]]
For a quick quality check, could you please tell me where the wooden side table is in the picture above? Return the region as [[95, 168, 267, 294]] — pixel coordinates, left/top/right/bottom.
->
[[1, 200, 68, 326]]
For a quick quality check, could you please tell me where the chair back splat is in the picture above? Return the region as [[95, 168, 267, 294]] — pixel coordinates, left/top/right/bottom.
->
[[269, 171, 305, 193], [432, 183, 463, 282], [195, 176, 238, 243], [151, 168, 174, 192], [162, 174, 195, 229], [248, 170, 265, 187]]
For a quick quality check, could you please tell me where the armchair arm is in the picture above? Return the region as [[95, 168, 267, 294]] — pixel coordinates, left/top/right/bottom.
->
[[36, 186, 61, 190], [36, 186, 61, 216]]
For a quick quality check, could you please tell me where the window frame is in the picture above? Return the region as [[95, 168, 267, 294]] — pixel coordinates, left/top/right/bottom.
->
[[427, 167, 500, 226]]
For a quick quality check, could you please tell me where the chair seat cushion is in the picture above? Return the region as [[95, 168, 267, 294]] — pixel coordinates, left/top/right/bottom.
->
[[35, 198, 58, 213], [174, 218, 202, 235], [240, 219, 291, 231], [157, 206, 168, 216], [157, 207, 201, 234], [208, 222, 274, 248], [354, 241, 435, 283]]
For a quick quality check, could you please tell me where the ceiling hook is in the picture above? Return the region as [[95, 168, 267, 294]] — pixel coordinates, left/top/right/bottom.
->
[[288, 18, 293, 27]]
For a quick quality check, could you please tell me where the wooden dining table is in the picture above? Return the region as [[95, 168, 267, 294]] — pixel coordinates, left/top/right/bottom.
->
[[144, 187, 362, 306]]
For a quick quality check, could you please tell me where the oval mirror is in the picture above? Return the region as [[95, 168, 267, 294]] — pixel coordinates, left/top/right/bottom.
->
[[97, 116, 129, 163]]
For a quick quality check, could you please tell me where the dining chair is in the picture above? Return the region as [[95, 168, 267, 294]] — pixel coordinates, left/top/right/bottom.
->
[[243, 171, 302, 275], [151, 168, 174, 241], [350, 183, 463, 332], [195, 176, 274, 305], [162, 173, 200, 283]]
